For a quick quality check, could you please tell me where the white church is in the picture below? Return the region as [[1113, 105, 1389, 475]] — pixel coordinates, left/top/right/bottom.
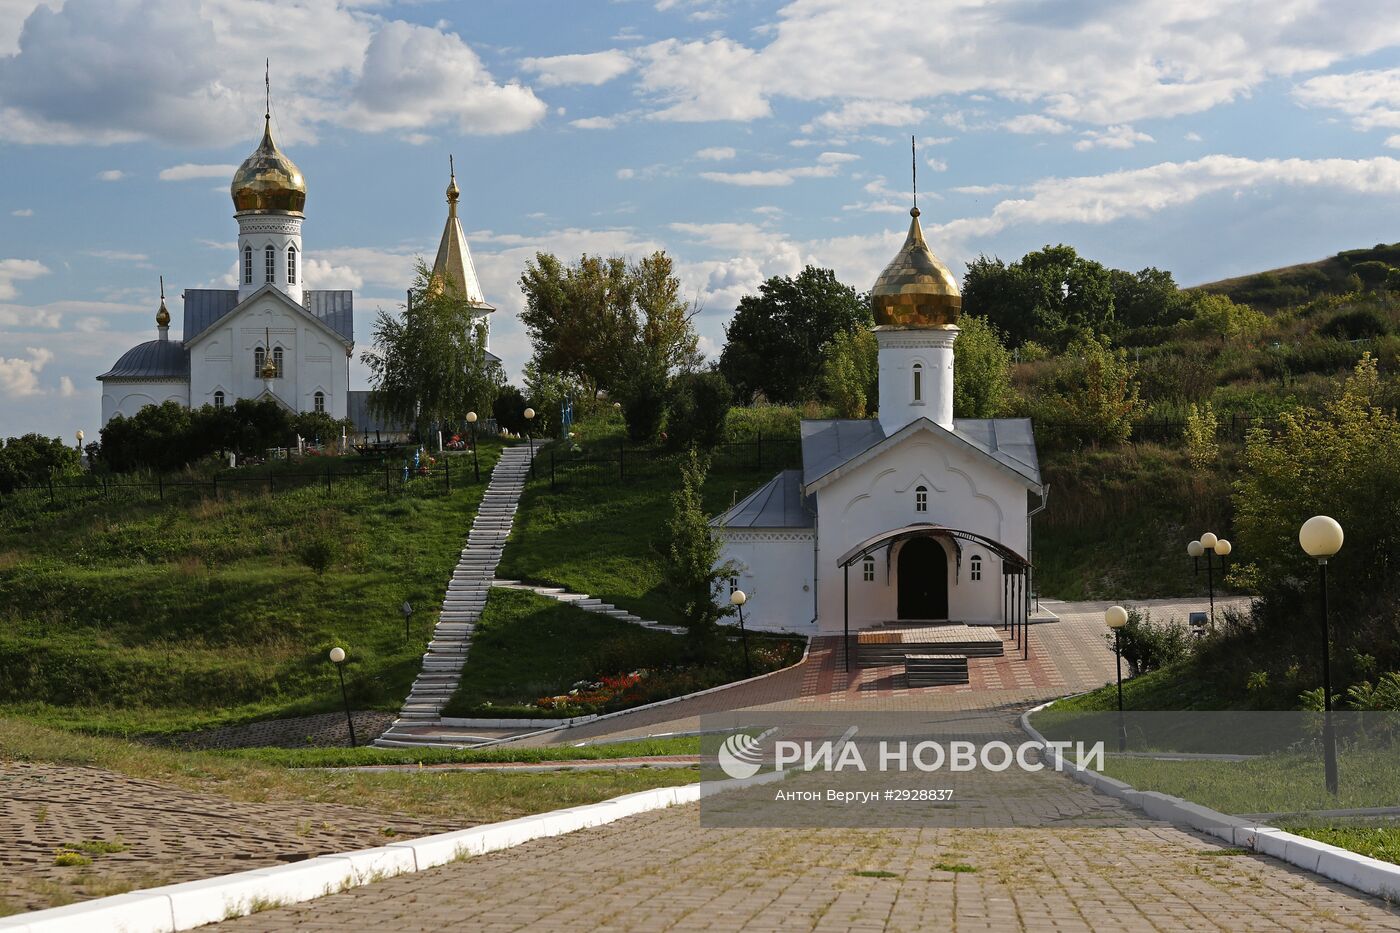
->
[[713, 206, 1044, 639], [98, 107, 494, 429]]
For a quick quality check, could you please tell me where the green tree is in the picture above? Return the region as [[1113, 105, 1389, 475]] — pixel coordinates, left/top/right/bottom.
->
[[667, 370, 734, 449], [1031, 334, 1144, 447], [719, 266, 870, 403], [362, 259, 503, 440], [1184, 402, 1220, 471], [953, 314, 1013, 418], [1185, 291, 1267, 343], [518, 251, 700, 401], [662, 449, 736, 641], [1110, 266, 1191, 330], [0, 434, 81, 493], [820, 327, 878, 418], [963, 245, 1116, 348]]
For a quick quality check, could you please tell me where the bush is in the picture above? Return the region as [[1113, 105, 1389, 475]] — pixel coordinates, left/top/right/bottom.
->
[[953, 314, 1013, 418], [820, 328, 877, 418], [1108, 608, 1192, 677], [492, 385, 527, 435], [0, 434, 81, 493], [1320, 308, 1391, 341], [296, 535, 340, 576], [1028, 334, 1144, 448], [667, 371, 733, 449], [723, 404, 803, 441], [613, 359, 669, 444]]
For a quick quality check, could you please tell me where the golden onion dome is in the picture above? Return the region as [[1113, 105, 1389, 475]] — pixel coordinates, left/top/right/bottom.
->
[[871, 207, 960, 328], [230, 116, 306, 214]]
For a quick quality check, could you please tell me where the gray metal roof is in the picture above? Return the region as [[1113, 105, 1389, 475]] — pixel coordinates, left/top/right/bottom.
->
[[181, 288, 354, 344], [347, 390, 410, 434], [800, 419, 886, 487], [97, 338, 189, 380], [710, 469, 814, 529], [303, 290, 354, 342], [800, 417, 1041, 489]]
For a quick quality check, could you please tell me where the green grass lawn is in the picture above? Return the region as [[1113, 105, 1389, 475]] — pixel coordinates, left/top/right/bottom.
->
[[0, 442, 509, 735], [498, 419, 795, 626], [442, 587, 804, 718]]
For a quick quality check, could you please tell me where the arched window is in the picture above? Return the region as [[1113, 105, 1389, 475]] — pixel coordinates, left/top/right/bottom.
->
[[314, 390, 325, 413], [915, 485, 928, 512], [242, 245, 253, 284], [969, 554, 983, 582], [286, 244, 297, 284], [728, 576, 740, 596], [254, 346, 266, 377], [264, 245, 276, 283], [213, 390, 225, 409], [912, 362, 923, 402], [272, 346, 284, 377], [862, 555, 876, 582]]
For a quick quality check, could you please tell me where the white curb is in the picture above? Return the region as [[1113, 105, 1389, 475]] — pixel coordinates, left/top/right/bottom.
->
[[1019, 700, 1400, 903], [0, 783, 706, 932]]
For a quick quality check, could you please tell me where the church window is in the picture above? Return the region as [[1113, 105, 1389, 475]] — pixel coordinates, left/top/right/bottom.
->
[[254, 346, 266, 377], [314, 390, 325, 413], [970, 554, 982, 581], [862, 555, 875, 582], [728, 576, 740, 596], [913, 363, 923, 403], [214, 390, 225, 409], [287, 245, 297, 284], [272, 346, 284, 377], [265, 245, 276, 283], [915, 485, 928, 512], [243, 246, 253, 284]]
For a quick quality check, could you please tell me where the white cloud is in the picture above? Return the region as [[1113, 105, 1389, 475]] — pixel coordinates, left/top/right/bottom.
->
[[159, 163, 238, 181], [86, 250, 149, 262], [802, 100, 926, 134], [616, 167, 636, 180], [1185, 131, 1204, 142], [0, 1, 546, 146], [935, 155, 1400, 243], [58, 375, 74, 397], [570, 115, 623, 130], [11, 208, 32, 216], [951, 183, 1014, 195], [1002, 114, 1070, 135], [520, 50, 632, 87], [699, 163, 839, 186], [0, 258, 48, 299], [1294, 67, 1400, 131], [925, 157, 948, 172], [695, 146, 736, 160], [1073, 124, 1154, 151], [630, 1, 1400, 126], [817, 151, 860, 165], [1387, 135, 1400, 149], [0, 345, 52, 397], [96, 169, 126, 181]]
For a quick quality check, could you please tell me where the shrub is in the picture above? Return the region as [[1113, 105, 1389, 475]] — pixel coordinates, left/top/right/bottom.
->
[[667, 371, 734, 449], [1320, 307, 1390, 341], [613, 358, 669, 443], [1350, 260, 1392, 287], [820, 328, 877, 418], [0, 434, 81, 493], [1029, 334, 1144, 448], [953, 314, 1013, 418], [1184, 403, 1219, 471], [723, 404, 803, 441], [1108, 608, 1191, 677], [492, 385, 528, 434], [296, 535, 339, 576]]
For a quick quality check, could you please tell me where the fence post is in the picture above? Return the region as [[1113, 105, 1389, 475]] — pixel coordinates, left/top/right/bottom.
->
[[445, 456, 451, 494], [268, 466, 274, 495], [385, 464, 390, 497], [619, 442, 624, 481], [757, 431, 762, 471], [326, 463, 332, 493], [550, 450, 556, 491], [158, 474, 164, 501], [212, 473, 218, 499], [48, 473, 54, 503]]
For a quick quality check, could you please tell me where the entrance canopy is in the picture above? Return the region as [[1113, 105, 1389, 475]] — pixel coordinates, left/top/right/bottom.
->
[[836, 522, 1029, 570]]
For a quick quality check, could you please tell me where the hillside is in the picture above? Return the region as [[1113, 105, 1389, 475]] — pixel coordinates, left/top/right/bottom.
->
[[1195, 241, 1400, 311]]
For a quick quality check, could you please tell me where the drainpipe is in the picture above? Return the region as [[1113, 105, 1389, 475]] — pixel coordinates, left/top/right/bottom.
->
[[1026, 485, 1050, 613], [810, 500, 820, 627]]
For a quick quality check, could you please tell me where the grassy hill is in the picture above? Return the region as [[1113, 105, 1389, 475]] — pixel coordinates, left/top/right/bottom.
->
[[0, 445, 505, 734], [1195, 241, 1400, 311]]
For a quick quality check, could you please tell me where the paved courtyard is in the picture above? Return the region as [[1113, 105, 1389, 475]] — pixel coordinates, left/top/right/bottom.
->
[[199, 594, 1400, 932]]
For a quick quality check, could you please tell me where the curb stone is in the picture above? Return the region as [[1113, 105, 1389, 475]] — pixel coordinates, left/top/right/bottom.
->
[[1019, 700, 1400, 903]]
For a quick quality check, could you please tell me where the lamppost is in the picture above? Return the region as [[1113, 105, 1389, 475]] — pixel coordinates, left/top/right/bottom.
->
[[75, 430, 84, 451], [523, 407, 536, 477], [1105, 605, 1129, 752], [1187, 532, 1232, 626], [730, 589, 752, 678], [328, 646, 356, 748], [1299, 515, 1344, 795], [466, 411, 480, 483]]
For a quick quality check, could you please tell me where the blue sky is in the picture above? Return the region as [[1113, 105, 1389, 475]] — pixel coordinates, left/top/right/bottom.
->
[[5, 0, 1400, 438]]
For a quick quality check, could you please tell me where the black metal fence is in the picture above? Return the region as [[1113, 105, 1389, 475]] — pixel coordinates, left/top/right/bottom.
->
[[544, 436, 803, 490], [0, 454, 483, 515]]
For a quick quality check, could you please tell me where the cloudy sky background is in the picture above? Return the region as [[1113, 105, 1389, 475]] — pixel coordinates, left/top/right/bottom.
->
[[5, 0, 1400, 437]]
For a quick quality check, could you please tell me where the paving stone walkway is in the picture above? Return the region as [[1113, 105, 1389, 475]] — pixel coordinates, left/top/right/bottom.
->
[[375, 444, 535, 744]]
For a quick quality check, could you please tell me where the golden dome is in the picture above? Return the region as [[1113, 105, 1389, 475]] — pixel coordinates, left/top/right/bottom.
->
[[155, 276, 170, 328], [871, 207, 960, 328], [231, 116, 306, 214]]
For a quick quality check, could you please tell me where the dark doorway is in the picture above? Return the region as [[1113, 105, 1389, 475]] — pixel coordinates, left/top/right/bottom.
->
[[897, 537, 949, 620]]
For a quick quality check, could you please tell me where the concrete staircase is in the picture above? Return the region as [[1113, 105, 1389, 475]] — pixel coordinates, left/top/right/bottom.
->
[[374, 444, 535, 745], [493, 579, 687, 635]]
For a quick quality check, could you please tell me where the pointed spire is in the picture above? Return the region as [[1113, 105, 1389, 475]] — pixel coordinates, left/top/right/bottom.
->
[[155, 274, 171, 336], [446, 154, 460, 216]]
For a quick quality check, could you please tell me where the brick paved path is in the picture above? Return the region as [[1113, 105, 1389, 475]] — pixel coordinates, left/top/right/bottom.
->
[[200, 596, 1400, 932]]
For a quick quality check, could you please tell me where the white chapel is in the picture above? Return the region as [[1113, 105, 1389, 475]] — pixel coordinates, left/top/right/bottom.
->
[[98, 108, 494, 430], [712, 206, 1045, 636]]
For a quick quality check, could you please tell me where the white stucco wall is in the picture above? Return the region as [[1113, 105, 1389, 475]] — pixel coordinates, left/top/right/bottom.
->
[[100, 380, 191, 425], [877, 325, 956, 435], [812, 424, 1032, 633], [187, 294, 349, 418], [715, 529, 817, 634], [237, 214, 305, 305]]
